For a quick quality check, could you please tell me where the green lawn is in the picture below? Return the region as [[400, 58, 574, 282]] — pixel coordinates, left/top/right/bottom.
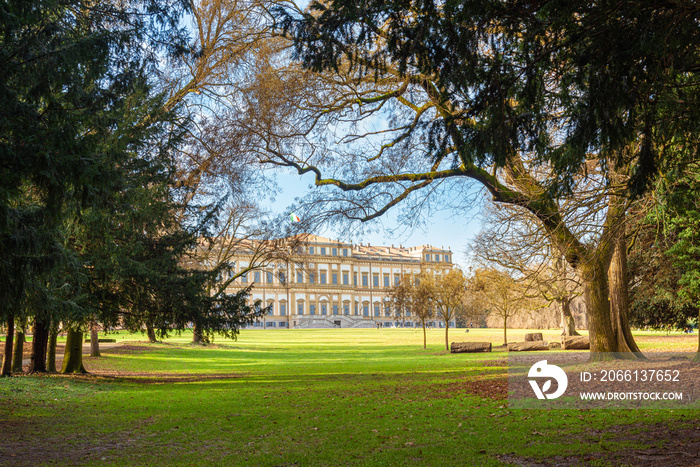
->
[[0, 328, 698, 466]]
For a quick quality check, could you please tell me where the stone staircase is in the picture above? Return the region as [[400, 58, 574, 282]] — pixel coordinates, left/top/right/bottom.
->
[[294, 315, 377, 329]]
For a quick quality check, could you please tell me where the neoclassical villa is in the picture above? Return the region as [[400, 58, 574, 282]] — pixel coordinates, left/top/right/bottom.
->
[[220, 235, 454, 329]]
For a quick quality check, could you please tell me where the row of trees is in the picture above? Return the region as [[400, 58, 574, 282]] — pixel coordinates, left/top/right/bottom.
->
[[0, 0, 285, 375], [389, 268, 485, 351]]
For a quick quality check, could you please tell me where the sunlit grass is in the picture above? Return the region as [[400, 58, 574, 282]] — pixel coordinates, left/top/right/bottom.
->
[[0, 328, 697, 466]]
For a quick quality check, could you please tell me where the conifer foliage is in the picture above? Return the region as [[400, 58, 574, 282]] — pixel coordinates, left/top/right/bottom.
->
[[0, 0, 263, 375]]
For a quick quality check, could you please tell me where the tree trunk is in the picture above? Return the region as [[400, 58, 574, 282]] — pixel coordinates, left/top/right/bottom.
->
[[608, 228, 642, 355], [47, 326, 58, 373], [1, 316, 14, 376], [562, 336, 590, 350], [508, 341, 549, 351], [581, 259, 639, 360], [90, 325, 100, 357], [192, 321, 204, 344], [146, 323, 158, 343], [29, 317, 50, 373], [560, 298, 580, 337], [695, 317, 699, 363], [60, 329, 86, 374], [503, 316, 508, 345], [444, 322, 450, 351], [451, 341, 491, 353], [422, 323, 426, 349], [11, 328, 25, 373]]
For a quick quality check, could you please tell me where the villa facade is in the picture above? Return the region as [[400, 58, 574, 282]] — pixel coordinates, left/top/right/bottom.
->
[[223, 235, 455, 329]]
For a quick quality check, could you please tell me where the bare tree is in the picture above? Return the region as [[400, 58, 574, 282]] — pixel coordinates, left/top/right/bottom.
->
[[433, 268, 467, 351], [389, 272, 435, 349], [473, 269, 530, 346], [412, 272, 436, 350], [472, 202, 583, 336]]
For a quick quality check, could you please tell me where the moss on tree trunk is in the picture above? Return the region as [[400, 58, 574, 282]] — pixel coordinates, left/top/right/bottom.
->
[[11, 328, 25, 373], [1, 316, 14, 376], [29, 317, 50, 373], [60, 329, 87, 374]]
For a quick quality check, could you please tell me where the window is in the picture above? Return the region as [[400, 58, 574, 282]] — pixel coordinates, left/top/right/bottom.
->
[[332, 247, 337, 256], [309, 246, 314, 254], [354, 304, 359, 315], [385, 304, 391, 317], [425, 254, 431, 261], [279, 272, 286, 285], [297, 272, 303, 284], [320, 272, 326, 284], [310, 304, 316, 315], [362, 274, 368, 287], [279, 322, 287, 328], [254, 271, 261, 283], [353, 273, 358, 286], [241, 273, 248, 284], [320, 247, 326, 255], [267, 321, 275, 327], [333, 304, 339, 315], [309, 273, 315, 284], [343, 248, 348, 256], [332, 273, 338, 285], [344, 304, 349, 315], [267, 305, 273, 316], [342, 272, 349, 285], [363, 305, 369, 317], [394, 276, 400, 285], [298, 303, 304, 315], [267, 272, 274, 284], [445, 254, 450, 262], [384, 274, 390, 287], [280, 303, 286, 316], [435, 254, 440, 261], [374, 304, 380, 316], [321, 304, 327, 315], [373, 274, 379, 287]]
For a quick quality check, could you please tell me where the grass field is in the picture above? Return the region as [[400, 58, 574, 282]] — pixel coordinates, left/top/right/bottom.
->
[[1, 328, 698, 466]]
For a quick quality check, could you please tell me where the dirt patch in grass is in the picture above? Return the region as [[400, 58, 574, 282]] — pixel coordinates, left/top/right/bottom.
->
[[498, 421, 700, 466], [0, 413, 152, 467], [433, 376, 508, 400]]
